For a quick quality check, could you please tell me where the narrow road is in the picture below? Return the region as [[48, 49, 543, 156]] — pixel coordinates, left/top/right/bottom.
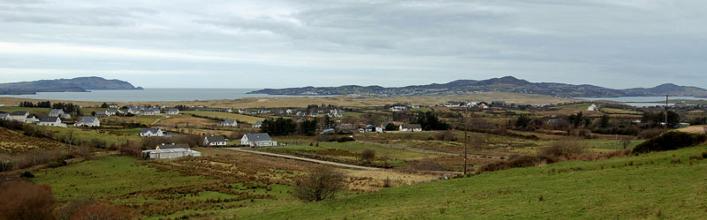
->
[[225, 147, 382, 171]]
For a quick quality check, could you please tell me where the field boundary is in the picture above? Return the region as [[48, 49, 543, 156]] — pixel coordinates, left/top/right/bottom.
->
[[225, 147, 382, 170]]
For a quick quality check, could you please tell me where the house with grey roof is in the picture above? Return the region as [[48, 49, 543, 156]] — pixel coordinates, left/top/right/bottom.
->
[[142, 143, 201, 160], [37, 117, 67, 127], [49, 109, 65, 117], [75, 116, 100, 127], [203, 136, 228, 146], [0, 113, 9, 121], [241, 133, 277, 147], [140, 128, 165, 137], [252, 120, 263, 129]]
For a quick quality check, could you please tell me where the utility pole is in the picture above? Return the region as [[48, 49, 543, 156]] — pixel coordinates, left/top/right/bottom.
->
[[463, 107, 469, 176], [664, 95, 669, 127]]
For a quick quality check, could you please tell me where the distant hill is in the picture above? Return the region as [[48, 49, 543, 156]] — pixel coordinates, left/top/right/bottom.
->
[[249, 76, 707, 98], [0, 77, 142, 95]]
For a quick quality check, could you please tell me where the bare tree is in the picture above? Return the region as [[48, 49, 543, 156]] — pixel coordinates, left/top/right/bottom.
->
[[293, 166, 345, 202], [360, 149, 376, 165]]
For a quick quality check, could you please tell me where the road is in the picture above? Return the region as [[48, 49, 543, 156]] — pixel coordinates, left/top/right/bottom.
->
[[225, 147, 382, 171]]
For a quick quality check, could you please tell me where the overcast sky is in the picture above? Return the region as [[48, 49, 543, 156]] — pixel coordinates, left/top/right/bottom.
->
[[0, 0, 705, 89]]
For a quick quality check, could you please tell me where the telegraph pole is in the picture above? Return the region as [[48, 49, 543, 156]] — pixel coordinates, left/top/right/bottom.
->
[[463, 107, 469, 176]]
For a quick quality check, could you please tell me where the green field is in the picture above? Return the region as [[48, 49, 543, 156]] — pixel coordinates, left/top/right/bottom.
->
[[183, 111, 263, 124], [0, 106, 51, 115], [252, 145, 707, 219]]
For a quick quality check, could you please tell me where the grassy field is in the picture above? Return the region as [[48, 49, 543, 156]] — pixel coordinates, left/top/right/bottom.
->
[[252, 145, 707, 219], [183, 111, 263, 124], [0, 106, 51, 115]]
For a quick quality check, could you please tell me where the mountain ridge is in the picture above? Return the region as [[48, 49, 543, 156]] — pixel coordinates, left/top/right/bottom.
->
[[0, 76, 142, 95], [249, 76, 707, 98]]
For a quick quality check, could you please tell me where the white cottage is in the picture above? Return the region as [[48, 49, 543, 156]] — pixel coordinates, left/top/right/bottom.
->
[[399, 124, 423, 132], [140, 128, 165, 137], [217, 120, 238, 127], [37, 117, 67, 127], [203, 136, 228, 146], [8, 111, 29, 122]]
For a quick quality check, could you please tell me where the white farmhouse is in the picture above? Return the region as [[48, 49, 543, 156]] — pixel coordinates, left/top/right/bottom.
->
[[140, 128, 165, 137], [241, 133, 277, 147], [217, 120, 238, 127], [8, 111, 29, 122], [587, 104, 599, 111], [0, 113, 9, 121], [141, 143, 201, 160], [399, 124, 423, 132], [165, 108, 180, 115], [75, 116, 100, 127], [37, 117, 67, 127], [252, 120, 263, 129]]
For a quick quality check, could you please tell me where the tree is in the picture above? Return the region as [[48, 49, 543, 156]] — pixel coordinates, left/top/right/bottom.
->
[[298, 119, 318, 136], [100, 102, 109, 108], [414, 111, 449, 130], [599, 114, 610, 128], [260, 118, 297, 136], [514, 114, 532, 130], [384, 123, 398, 131], [568, 112, 585, 128], [293, 167, 345, 202]]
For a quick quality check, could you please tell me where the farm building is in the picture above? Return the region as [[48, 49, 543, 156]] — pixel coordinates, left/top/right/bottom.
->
[[75, 116, 100, 127], [241, 133, 277, 147], [49, 109, 71, 119], [203, 136, 228, 146], [218, 120, 238, 127], [140, 128, 165, 137], [399, 124, 423, 132], [38, 117, 67, 127], [142, 143, 201, 160]]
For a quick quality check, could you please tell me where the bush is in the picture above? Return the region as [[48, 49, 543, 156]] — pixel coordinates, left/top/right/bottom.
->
[[68, 201, 134, 220], [293, 166, 345, 202], [637, 128, 666, 139], [20, 171, 35, 178], [479, 155, 548, 172], [0, 181, 55, 220], [360, 149, 376, 165], [435, 130, 457, 141], [633, 132, 706, 154], [539, 141, 587, 162]]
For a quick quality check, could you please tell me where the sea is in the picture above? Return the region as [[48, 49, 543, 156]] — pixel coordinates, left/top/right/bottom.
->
[[577, 96, 706, 107], [0, 88, 279, 102]]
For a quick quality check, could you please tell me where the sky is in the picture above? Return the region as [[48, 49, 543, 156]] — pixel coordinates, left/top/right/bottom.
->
[[0, 0, 705, 89]]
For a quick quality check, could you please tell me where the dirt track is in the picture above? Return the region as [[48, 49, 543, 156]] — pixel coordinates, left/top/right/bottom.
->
[[225, 147, 382, 170]]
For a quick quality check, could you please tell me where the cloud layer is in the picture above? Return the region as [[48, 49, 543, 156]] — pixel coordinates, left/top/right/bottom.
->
[[0, 0, 705, 88]]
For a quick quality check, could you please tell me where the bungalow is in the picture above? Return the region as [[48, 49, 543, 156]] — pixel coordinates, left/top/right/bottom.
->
[[140, 128, 165, 137], [25, 116, 39, 124], [165, 108, 180, 115], [127, 106, 143, 115], [203, 136, 228, 146], [95, 111, 108, 117], [142, 143, 201, 160], [587, 104, 599, 111], [38, 117, 67, 127], [0, 113, 8, 120], [218, 120, 238, 127], [399, 124, 423, 132], [106, 108, 120, 116], [389, 105, 408, 112], [358, 125, 376, 133], [241, 133, 277, 147], [75, 116, 100, 127], [143, 107, 161, 116]]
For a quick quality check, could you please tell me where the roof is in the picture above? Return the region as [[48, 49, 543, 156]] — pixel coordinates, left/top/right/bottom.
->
[[39, 117, 60, 123], [220, 119, 237, 123], [166, 108, 179, 112], [78, 116, 99, 124], [156, 143, 189, 149], [205, 136, 227, 143], [10, 111, 28, 116], [49, 109, 64, 114], [402, 124, 422, 129], [141, 128, 162, 133], [243, 133, 273, 142]]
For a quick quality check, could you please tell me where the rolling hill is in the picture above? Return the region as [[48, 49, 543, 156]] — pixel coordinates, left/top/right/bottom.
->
[[0, 77, 141, 95]]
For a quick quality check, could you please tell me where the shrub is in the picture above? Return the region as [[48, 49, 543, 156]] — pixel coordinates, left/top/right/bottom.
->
[[20, 171, 35, 178], [479, 155, 548, 172], [633, 132, 706, 154], [539, 140, 587, 162], [0, 160, 13, 172], [360, 149, 376, 165], [637, 128, 666, 139], [293, 166, 345, 202], [0, 181, 55, 220], [336, 136, 355, 142], [435, 130, 457, 141]]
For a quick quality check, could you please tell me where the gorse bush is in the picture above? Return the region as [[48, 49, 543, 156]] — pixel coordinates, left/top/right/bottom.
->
[[539, 140, 587, 162], [633, 132, 706, 154], [0, 181, 55, 220], [293, 166, 345, 202]]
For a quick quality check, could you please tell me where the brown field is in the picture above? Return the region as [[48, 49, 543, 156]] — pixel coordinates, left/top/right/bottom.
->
[[0, 128, 67, 153], [677, 125, 707, 134]]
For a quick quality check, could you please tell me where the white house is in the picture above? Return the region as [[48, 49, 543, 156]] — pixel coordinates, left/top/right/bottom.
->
[[241, 133, 277, 147], [75, 116, 100, 127], [399, 124, 423, 132], [165, 108, 180, 115], [37, 117, 67, 127], [587, 104, 599, 111], [140, 128, 165, 137], [203, 136, 228, 146], [48, 109, 71, 119], [25, 116, 39, 124], [217, 120, 238, 127], [0, 113, 9, 121], [8, 111, 29, 122], [143, 107, 161, 116], [141, 143, 201, 160], [389, 105, 408, 112]]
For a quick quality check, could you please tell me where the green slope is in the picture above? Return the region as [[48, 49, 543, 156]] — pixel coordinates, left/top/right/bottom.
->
[[249, 146, 707, 220]]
